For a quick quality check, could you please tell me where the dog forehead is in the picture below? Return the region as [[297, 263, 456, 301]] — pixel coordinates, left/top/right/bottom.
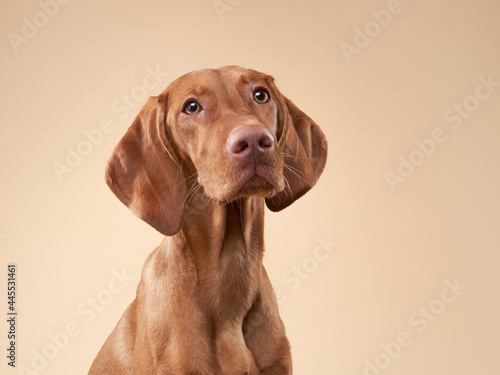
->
[[165, 66, 268, 96], [216, 66, 272, 86]]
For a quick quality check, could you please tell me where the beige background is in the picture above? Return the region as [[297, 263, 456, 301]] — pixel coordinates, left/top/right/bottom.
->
[[1, 0, 499, 374]]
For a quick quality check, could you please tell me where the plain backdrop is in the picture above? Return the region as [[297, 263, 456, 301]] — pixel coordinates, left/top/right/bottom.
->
[[1, 0, 499, 374]]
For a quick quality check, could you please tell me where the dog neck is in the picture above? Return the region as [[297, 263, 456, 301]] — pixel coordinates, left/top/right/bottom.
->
[[174, 194, 265, 319]]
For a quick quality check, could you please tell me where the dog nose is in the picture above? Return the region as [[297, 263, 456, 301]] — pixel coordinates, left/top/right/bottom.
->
[[227, 126, 275, 157]]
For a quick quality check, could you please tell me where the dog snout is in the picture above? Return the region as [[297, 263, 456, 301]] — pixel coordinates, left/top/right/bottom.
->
[[227, 126, 275, 158]]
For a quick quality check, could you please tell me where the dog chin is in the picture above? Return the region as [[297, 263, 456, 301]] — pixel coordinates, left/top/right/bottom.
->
[[236, 175, 276, 198], [214, 175, 279, 203]]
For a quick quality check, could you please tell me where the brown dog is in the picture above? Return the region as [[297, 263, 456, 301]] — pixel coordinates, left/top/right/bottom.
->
[[89, 66, 327, 374]]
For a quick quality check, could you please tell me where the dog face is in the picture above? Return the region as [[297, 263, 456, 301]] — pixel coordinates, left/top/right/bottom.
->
[[164, 66, 285, 202], [105, 66, 327, 236]]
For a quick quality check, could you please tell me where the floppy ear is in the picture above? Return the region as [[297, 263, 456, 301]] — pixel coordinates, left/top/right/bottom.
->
[[266, 93, 328, 211], [105, 96, 186, 236]]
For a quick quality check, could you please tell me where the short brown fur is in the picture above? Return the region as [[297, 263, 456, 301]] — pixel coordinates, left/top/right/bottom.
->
[[89, 66, 327, 374]]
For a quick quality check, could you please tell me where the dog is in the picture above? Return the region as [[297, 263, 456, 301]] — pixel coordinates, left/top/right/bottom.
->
[[89, 66, 327, 374]]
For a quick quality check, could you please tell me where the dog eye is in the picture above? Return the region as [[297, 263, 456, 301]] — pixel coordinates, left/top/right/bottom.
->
[[253, 89, 269, 104], [183, 100, 202, 115]]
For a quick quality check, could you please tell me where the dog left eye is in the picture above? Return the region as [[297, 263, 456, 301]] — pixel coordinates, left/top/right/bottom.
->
[[184, 100, 202, 115], [253, 89, 269, 104]]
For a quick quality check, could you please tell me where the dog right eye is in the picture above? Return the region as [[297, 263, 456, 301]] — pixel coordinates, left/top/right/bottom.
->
[[183, 100, 202, 115], [253, 89, 269, 104]]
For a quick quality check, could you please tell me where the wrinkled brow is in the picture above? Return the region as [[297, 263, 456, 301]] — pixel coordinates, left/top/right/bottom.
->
[[237, 72, 270, 88], [237, 73, 251, 86], [182, 85, 212, 99]]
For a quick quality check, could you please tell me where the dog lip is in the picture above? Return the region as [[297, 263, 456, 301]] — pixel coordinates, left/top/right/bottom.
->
[[235, 174, 273, 197], [242, 174, 271, 188], [222, 169, 281, 201]]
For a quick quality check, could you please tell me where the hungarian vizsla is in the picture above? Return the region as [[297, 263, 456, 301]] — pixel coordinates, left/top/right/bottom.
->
[[89, 66, 327, 374]]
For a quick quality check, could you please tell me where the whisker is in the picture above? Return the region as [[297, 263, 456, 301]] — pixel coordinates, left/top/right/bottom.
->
[[283, 174, 293, 199], [280, 152, 319, 161], [184, 182, 203, 208], [283, 162, 311, 187], [238, 200, 244, 232], [181, 172, 199, 185], [183, 172, 204, 208]]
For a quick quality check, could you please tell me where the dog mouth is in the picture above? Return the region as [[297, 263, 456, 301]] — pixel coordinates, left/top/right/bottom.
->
[[236, 174, 274, 196], [219, 169, 284, 202], [196, 157, 285, 203]]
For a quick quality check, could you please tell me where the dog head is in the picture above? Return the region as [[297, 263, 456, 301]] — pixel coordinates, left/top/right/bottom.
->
[[105, 66, 328, 235]]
